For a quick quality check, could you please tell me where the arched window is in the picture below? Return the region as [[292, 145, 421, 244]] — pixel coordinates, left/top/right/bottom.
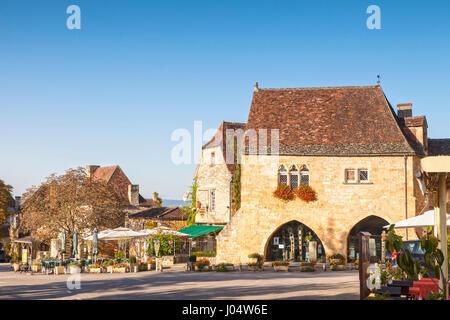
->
[[289, 165, 299, 189], [300, 165, 310, 186], [278, 165, 288, 185]]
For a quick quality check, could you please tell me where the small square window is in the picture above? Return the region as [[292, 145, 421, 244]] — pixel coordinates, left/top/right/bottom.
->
[[359, 169, 369, 183], [345, 169, 356, 183]]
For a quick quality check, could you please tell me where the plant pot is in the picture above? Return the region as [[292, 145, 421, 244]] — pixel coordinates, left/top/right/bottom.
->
[[249, 265, 263, 272], [331, 264, 345, 271], [139, 264, 148, 271], [300, 266, 315, 272], [89, 268, 102, 273], [13, 263, 20, 272], [113, 267, 128, 273], [107, 266, 114, 273], [130, 263, 139, 273], [31, 265, 42, 273], [273, 265, 289, 272], [225, 265, 235, 272], [69, 266, 81, 274], [147, 263, 156, 270], [55, 266, 65, 275], [194, 265, 209, 272], [249, 258, 258, 264]]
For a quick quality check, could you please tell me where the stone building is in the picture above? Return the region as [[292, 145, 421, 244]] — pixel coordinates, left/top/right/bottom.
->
[[194, 84, 450, 264], [194, 121, 245, 225]]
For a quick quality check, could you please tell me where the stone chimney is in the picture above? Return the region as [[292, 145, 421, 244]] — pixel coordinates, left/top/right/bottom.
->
[[128, 185, 139, 206], [397, 103, 428, 153], [254, 82, 259, 92], [86, 165, 100, 178], [397, 103, 413, 118], [152, 192, 158, 202]]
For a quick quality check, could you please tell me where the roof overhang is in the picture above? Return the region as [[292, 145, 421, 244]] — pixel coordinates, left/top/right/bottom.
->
[[421, 156, 450, 173]]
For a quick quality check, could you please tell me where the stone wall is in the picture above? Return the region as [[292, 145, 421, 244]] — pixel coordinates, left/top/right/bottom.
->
[[216, 155, 423, 264], [195, 145, 232, 225]]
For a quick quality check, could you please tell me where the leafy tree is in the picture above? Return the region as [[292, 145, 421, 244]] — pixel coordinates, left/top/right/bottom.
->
[[182, 178, 199, 226], [385, 225, 448, 298], [145, 234, 185, 257], [19, 167, 126, 247], [0, 179, 14, 225]]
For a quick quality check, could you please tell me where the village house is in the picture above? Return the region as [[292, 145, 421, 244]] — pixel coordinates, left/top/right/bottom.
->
[[194, 83, 450, 264]]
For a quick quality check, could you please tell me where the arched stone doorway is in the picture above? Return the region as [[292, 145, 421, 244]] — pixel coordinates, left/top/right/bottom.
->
[[265, 220, 326, 262], [347, 215, 389, 263]]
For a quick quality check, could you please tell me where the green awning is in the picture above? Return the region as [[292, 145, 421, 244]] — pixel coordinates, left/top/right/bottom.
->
[[178, 225, 224, 238]]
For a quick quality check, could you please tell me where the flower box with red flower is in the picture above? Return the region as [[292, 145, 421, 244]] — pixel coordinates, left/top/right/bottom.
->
[[247, 262, 263, 271], [113, 263, 129, 273], [300, 260, 316, 272], [293, 185, 317, 203], [273, 184, 295, 201]]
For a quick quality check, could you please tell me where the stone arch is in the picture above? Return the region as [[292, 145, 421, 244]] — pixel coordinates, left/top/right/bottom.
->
[[346, 215, 390, 262], [263, 220, 326, 262]]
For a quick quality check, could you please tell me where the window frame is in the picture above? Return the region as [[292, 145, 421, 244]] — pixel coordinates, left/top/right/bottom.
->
[[358, 169, 370, 183], [289, 165, 299, 189], [278, 165, 288, 185], [300, 165, 310, 186], [345, 169, 357, 184], [209, 189, 216, 212]]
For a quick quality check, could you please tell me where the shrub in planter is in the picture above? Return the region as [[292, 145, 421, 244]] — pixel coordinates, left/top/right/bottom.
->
[[248, 262, 263, 271], [68, 262, 82, 274], [194, 258, 210, 271], [31, 261, 42, 273], [248, 253, 263, 264], [88, 263, 103, 273], [329, 255, 346, 271], [272, 261, 290, 271], [300, 261, 316, 272], [217, 263, 234, 272], [147, 258, 156, 270], [113, 263, 128, 273]]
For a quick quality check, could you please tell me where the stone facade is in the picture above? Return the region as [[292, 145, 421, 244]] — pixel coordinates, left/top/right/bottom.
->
[[216, 154, 423, 264], [195, 144, 233, 225]]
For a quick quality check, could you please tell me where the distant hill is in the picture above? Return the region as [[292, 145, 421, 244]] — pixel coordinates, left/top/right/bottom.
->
[[162, 199, 188, 207]]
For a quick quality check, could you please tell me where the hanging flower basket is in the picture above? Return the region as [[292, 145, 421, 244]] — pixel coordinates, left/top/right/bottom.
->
[[273, 184, 295, 201], [293, 185, 317, 202]]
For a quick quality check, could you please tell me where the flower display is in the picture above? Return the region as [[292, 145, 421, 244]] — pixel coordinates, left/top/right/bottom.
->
[[273, 184, 295, 201], [272, 260, 290, 266], [293, 185, 317, 202], [273, 184, 317, 202]]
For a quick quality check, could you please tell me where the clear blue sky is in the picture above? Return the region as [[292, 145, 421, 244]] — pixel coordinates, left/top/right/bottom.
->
[[1, 0, 449, 199]]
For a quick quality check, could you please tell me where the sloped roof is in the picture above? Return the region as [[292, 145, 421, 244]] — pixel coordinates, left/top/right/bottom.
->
[[428, 139, 450, 156], [90, 165, 146, 205], [128, 207, 186, 221], [245, 85, 416, 156], [202, 121, 246, 172]]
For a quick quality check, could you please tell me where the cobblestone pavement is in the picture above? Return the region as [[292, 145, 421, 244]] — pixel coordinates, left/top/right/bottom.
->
[[0, 263, 359, 300]]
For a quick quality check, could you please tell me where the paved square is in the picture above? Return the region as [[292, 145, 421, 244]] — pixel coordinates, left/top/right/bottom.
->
[[0, 263, 359, 300]]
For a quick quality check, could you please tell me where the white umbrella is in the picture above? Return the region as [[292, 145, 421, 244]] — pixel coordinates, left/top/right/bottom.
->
[[83, 229, 113, 241], [385, 210, 450, 229], [99, 227, 147, 240]]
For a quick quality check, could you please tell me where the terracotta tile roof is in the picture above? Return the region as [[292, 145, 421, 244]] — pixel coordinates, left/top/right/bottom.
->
[[428, 139, 450, 156], [128, 207, 186, 221], [245, 85, 416, 156], [139, 199, 159, 208], [404, 116, 427, 128], [90, 165, 147, 205], [203, 121, 246, 172]]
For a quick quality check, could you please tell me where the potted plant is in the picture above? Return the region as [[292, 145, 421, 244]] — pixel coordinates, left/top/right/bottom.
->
[[10, 254, 20, 272], [354, 260, 359, 270], [113, 263, 128, 273], [31, 261, 42, 273], [217, 263, 234, 272], [129, 256, 138, 272], [300, 261, 316, 272], [88, 262, 102, 273], [329, 254, 346, 271], [193, 258, 210, 271], [147, 258, 156, 270], [272, 260, 290, 272], [138, 261, 148, 271], [67, 262, 82, 274], [55, 264, 66, 274], [248, 262, 263, 271], [101, 260, 114, 273], [248, 253, 261, 264]]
